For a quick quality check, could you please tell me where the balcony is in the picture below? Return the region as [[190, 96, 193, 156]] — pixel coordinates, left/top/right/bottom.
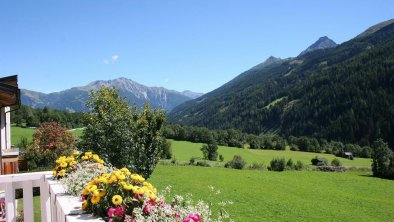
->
[[0, 171, 103, 222]]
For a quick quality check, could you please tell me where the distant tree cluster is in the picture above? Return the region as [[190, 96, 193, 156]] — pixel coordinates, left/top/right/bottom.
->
[[372, 139, 394, 180], [11, 105, 83, 129], [164, 124, 287, 150], [164, 124, 374, 157]]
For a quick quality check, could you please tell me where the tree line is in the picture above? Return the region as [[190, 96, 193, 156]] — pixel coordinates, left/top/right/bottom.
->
[[11, 105, 84, 129], [164, 124, 374, 158]]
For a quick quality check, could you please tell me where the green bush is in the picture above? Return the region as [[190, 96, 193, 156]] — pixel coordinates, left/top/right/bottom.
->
[[286, 158, 294, 170], [248, 162, 265, 170], [371, 139, 394, 179], [311, 157, 328, 166], [219, 154, 224, 162], [201, 142, 218, 161], [80, 87, 165, 179], [161, 140, 172, 159], [269, 158, 286, 171], [331, 158, 342, 167], [294, 160, 304, 170], [224, 155, 246, 169]]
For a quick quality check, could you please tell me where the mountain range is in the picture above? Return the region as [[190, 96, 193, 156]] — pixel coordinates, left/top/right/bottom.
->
[[21, 78, 203, 112], [169, 19, 394, 147]]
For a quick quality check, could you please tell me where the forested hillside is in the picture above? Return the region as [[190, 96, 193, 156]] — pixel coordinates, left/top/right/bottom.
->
[[169, 21, 394, 148]]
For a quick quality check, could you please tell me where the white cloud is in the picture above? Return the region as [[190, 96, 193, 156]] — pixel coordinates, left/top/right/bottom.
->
[[103, 55, 119, 64], [164, 79, 169, 83]]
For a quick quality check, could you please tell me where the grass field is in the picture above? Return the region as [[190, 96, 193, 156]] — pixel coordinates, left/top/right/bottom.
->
[[11, 126, 35, 145], [16, 196, 41, 221], [150, 165, 394, 221], [11, 126, 84, 146], [10, 127, 391, 221], [169, 140, 372, 168]]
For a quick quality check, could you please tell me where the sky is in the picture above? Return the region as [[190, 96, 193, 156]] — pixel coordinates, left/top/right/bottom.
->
[[0, 1, 393, 94]]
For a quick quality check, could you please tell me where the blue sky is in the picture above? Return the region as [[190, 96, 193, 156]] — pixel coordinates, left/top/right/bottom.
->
[[0, 1, 393, 93]]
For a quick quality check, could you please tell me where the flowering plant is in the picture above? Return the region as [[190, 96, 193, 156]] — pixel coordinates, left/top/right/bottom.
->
[[82, 168, 158, 221], [64, 153, 233, 222], [53, 151, 105, 179]]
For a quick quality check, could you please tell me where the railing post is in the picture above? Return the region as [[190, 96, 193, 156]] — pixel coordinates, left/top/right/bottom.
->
[[40, 175, 51, 222], [5, 182, 15, 222], [22, 181, 33, 222]]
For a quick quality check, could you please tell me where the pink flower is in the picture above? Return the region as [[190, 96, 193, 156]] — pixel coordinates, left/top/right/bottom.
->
[[143, 204, 150, 215], [183, 213, 200, 222], [107, 207, 116, 217], [114, 206, 126, 218]]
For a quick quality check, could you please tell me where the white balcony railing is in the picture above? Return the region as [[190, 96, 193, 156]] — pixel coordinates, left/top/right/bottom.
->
[[0, 172, 103, 222]]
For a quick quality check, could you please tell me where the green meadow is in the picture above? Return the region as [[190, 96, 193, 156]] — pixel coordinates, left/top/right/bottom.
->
[[150, 165, 394, 221], [169, 140, 372, 168], [11, 126, 392, 221]]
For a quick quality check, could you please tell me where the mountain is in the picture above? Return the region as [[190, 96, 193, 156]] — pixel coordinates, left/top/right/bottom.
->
[[169, 19, 394, 148], [21, 77, 202, 112], [299, 36, 337, 56], [356, 19, 394, 39]]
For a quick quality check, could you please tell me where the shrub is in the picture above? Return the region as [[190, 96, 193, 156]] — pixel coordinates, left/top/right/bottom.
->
[[201, 143, 218, 161], [17, 136, 29, 151], [160, 140, 172, 159], [248, 162, 265, 170], [80, 87, 165, 179], [269, 158, 286, 171], [331, 158, 342, 167], [316, 166, 346, 172], [371, 138, 394, 179], [219, 154, 224, 162], [294, 160, 304, 170], [286, 158, 294, 170], [311, 157, 328, 166], [224, 155, 246, 169], [189, 157, 197, 165], [195, 161, 211, 167], [21, 122, 75, 169]]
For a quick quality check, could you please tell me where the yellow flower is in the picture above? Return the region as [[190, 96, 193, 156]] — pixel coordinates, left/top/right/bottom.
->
[[73, 151, 80, 156], [91, 194, 101, 204], [96, 189, 106, 197], [92, 154, 100, 161], [59, 170, 66, 177], [133, 187, 145, 195], [108, 175, 117, 184], [82, 188, 89, 195], [112, 195, 123, 205], [81, 156, 89, 160], [115, 172, 125, 180], [89, 185, 98, 192], [60, 162, 67, 168], [120, 168, 131, 175], [85, 152, 93, 158], [98, 164, 104, 170], [131, 174, 145, 183], [53, 170, 57, 177], [123, 183, 134, 191], [82, 200, 88, 209]]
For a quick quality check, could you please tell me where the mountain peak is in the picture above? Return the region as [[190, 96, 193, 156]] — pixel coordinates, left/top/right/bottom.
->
[[299, 36, 337, 56], [263, 56, 282, 65]]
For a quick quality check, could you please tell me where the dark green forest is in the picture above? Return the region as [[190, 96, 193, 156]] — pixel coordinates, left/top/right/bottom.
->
[[169, 23, 394, 149], [11, 105, 83, 129]]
